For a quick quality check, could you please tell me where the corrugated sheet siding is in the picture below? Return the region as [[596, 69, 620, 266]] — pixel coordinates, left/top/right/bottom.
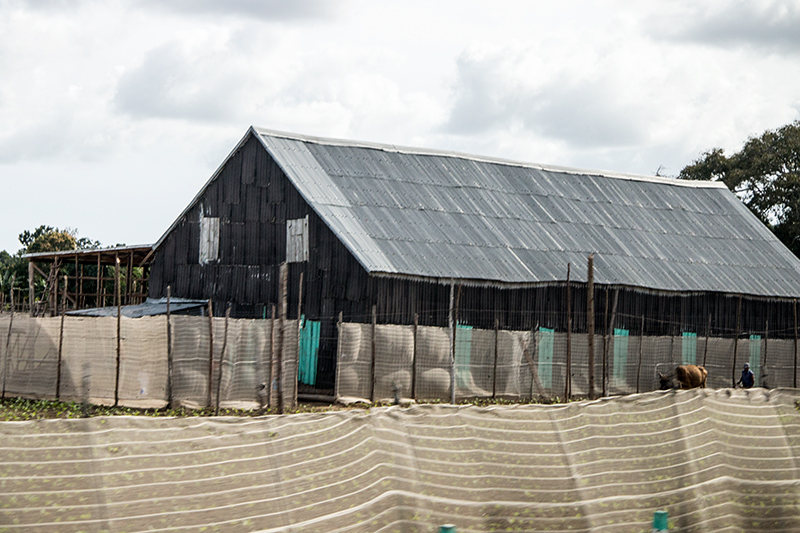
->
[[258, 133, 800, 298]]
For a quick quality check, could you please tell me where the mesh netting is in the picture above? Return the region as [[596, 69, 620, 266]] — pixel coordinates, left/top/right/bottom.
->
[[0, 314, 296, 410], [335, 322, 800, 402]]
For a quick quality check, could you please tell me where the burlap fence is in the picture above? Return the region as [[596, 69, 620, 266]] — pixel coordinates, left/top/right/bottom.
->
[[0, 314, 298, 410], [336, 322, 799, 402]]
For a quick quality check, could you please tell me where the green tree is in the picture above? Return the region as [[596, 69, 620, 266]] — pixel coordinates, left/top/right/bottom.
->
[[679, 120, 800, 257]]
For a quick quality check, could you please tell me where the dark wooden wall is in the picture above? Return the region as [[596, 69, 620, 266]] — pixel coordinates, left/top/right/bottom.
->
[[150, 132, 798, 389]]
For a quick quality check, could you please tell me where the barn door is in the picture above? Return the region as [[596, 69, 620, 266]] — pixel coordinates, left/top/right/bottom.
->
[[299, 316, 320, 386]]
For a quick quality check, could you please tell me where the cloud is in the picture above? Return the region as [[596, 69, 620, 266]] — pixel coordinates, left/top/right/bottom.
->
[[113, 41, 243, 122], [651, 0, 800, 53], [139, 0, 349, 22], [443, 49, 647, 149]]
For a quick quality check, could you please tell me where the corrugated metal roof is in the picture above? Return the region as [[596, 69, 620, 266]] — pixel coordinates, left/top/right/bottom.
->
[[254, 127, 800, 297]]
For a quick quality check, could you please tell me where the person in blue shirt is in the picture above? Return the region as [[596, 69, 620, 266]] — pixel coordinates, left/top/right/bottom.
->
[[738, 363, 755, 389]]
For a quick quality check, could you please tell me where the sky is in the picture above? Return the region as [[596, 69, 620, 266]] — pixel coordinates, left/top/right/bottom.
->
[[1, 0, 799, 254]]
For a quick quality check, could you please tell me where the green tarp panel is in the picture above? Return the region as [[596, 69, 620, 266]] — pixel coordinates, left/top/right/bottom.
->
[[455, 324, 473, 388], [613, 328, 629, 385], [299, 317, 320, 386], [750, 334, 762, 384], [538, 327, 554, 389], [682, 332, 697, 365]]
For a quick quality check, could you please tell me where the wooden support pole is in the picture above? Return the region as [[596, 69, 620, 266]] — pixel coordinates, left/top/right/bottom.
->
[[277, 263, 288, 414], [732, 295, 742, 388], [763, 319, 769, 388], [166, 286, 173, 408], [604, 289, 618, 396], [412, 313, 418, 399], [636, 315, 644, 393], [370, 304, 377, 402], [269, 304, 277, 409], [2, 310, 14, 398], [96, 253, 101, 307], [449, 281, 456, 404], [56, 276, 66, 400], [215, 304, 231, 416], [293, 272, 303, 410], [794, 300, 798, 389], [28, 260, 35, 316], [587, 254, 596, 399], [114, 256, 121, 407], [702, 313, 711, 368], [565, 263, 572, 400], [206, 299, 214, 408], [492, 317, 499, 399], [127, 251, 133, 305]]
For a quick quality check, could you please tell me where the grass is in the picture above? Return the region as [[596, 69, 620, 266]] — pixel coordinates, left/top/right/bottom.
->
[[0, 394, 582, 421]]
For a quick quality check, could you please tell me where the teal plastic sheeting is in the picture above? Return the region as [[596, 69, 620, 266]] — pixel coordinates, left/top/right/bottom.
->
[[538, 327, 554, 389], [682, 332, 697, 365], [613, 328, 629, 384], [299, 317, 320, 386]]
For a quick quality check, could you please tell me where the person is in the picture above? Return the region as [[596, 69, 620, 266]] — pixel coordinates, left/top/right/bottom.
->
[[738, 362, 755, 389]]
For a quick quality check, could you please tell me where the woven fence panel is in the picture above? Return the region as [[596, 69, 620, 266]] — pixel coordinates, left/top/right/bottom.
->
[[414, 325, 451, 401], [373, 324, 414, 402], [59, 316, 118, 405], [2, 315, 60, 399], [0, 315, 8, 390], [335, 322, 371, 400], [170, 315, 212, 408], [118, 316, 168, 408], [218, 318, 270, 409]]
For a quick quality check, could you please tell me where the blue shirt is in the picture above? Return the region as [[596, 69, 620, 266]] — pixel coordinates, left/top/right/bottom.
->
[[741, 369, 754, 388]]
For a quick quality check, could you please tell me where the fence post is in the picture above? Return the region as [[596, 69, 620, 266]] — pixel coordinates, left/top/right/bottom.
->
[[636, 315, 644, 393], [762, 319, 769, 388], [565, 263, 571, 400], [492, 318, 499, 399], [412, 313, 418, 400], [215, 304, 230, 416], [702, 313, 711, 368], [207, 299, 214, 408], [587, 254, 596, 399], [2, 310, 14, 398], [166, 286, 173, 408], [794, 299, 798, 389], [269, 304, 277, 409], [294, 272, 303, 410], [114, 256, 121, 407], [277, 263, 288, 414], [732, 295, 742, 388], [449, 282, 455, 404], [370, 304, 377, 403], [56, 277, 66, 400]]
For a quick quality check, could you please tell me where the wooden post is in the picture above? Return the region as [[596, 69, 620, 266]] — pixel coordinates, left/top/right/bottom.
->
[[702, 313, 711, 368], [732, 295, 742, 388], [794, 300, 798, 389], [763, 319, 769, 388], [269, 304, 277, 409], [449, 281, 456, 404], [28, 260, 35, 316], [2, 310, 14, 398], [215, 304, 231, 415], [277, 263, 288, 414], [113, 256, 122, 406], [604, 289, 618, 396], [56, 276, 66, 400], [636, 315, 644, 393], [95, 253, 101, 307], [492, 317, 499, 399], [370, 304, 377, 402], [565, 263, 572, 400], [336, 311, 343, 399], [294, 272, 303, 409], [412, 313, 418, 399], [126, 251, 133, 305], [166, 286, 173, 408], [587, 254, 596, 399], [206, 299, 214, 408]]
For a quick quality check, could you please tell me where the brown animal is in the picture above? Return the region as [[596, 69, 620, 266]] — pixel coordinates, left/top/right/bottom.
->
[[659, 364, 707, 390]]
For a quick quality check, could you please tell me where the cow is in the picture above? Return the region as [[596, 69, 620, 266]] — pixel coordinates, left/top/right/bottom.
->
[[659, 364, 708, 390]]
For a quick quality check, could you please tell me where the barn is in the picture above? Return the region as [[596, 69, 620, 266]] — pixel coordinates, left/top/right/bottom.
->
[[148, 127, 800, 394]]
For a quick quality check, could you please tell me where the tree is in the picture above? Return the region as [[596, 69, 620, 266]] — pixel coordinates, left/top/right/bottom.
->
[[679, 120, 800, 257]]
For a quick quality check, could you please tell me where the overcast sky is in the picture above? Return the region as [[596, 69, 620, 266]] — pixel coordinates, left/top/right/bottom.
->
[[1, 0, 799, 254]]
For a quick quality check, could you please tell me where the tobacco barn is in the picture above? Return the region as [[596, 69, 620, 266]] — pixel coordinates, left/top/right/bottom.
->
[[148, 127, 800, 392]]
